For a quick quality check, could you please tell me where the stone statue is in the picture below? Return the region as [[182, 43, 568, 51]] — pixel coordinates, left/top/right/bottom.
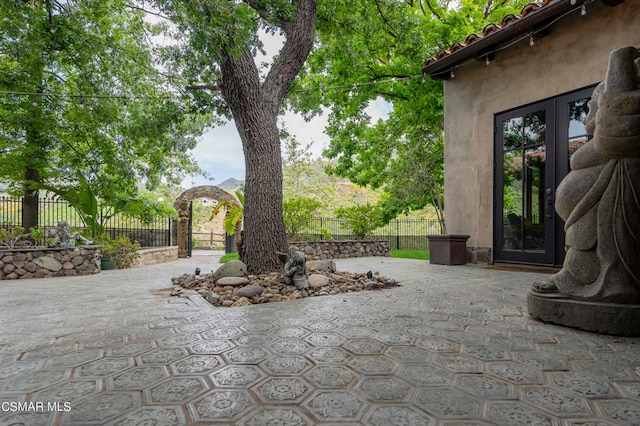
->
[[176, 200, 189, 258], [277, 250, 309, 290], [49, 221, 93, 246], [531, 46, 640, 303]]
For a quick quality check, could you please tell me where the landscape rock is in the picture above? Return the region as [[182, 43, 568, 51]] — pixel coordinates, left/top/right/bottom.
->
[[234, 285, 265, 298], [306, 260, 336, 273], [308, 274, 330, 289], [217, 276, 250, 286], [213, 260, 247, 280], [33, 256, 63, 272]]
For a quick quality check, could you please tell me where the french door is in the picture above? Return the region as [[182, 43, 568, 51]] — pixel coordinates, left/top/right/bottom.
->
[[493, 87, 593, 265]]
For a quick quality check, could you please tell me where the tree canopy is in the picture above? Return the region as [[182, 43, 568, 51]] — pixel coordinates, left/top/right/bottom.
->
[[0, 0, 209, 230], [291, 0, 532, 225]]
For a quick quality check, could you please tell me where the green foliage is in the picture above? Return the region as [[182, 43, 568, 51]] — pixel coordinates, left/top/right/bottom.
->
[[99, 235, 140, 269], [0, 226, 47, 249], [291, 0, 531, 224], [335, 204, 384, 240], [0, 0, 210, 203], [283, 196, 322, 240], [220, 252, 240, 263], [210, 191, 244, 236], [390, 249, 430, 260]]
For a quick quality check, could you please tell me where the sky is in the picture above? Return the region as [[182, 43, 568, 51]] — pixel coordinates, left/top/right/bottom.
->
[[181, 32, 391, 189]]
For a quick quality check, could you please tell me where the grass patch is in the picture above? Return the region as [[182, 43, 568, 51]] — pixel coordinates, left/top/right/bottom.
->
[[219, 252, 239, 263], [390, 249, 430, 260]]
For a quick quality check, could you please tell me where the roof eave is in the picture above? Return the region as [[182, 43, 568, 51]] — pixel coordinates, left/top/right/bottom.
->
[[422, 0, 592, 80]]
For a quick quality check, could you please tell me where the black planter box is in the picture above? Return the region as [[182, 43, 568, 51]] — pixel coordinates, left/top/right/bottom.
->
[[427, 234, 470, 265]]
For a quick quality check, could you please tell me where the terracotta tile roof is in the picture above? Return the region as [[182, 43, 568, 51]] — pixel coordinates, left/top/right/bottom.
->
[[422, 0, 597, 79]]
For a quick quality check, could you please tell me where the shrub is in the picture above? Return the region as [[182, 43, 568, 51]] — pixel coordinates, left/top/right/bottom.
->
[[335, 204, 384, 240], [100, 236, 140, 269], [283, 196, 322, 241]]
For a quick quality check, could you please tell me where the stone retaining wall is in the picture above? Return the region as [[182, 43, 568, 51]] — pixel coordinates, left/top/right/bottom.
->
[[289, 240, 390, 260], [0, 246, 100, 280], [133, 246, 179, 268]]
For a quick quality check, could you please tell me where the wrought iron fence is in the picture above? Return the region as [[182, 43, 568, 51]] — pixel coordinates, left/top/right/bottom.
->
[[0, 196, 171, 247], [299, 217, 441, 250]]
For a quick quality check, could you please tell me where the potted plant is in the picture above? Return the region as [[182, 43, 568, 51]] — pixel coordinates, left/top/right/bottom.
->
[[99, 236, 140, 270]]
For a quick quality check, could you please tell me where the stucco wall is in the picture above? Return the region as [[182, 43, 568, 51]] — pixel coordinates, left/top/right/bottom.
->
[[443, 1, 640, 250]]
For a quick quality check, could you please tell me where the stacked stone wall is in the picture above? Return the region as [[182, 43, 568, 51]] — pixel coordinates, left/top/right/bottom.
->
[[0, 247, 100, 280], [133, 246, 179, 268], [289, 240, 390, 260]]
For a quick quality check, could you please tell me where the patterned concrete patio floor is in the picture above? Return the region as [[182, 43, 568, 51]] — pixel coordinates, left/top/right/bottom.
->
[[0, 252, 639, 425]]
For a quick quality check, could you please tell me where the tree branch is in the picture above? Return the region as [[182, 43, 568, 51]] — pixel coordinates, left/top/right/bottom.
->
[[185, 83, 221, 92], [374, 0, 398, 39], [422, 0, 441, 20]]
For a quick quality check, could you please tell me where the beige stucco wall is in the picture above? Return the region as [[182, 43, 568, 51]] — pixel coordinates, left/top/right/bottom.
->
[[443, 1, 640, 251]]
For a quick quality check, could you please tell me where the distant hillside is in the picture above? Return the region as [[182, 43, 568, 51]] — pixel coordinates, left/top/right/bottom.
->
[[217, 178, 244, 193]]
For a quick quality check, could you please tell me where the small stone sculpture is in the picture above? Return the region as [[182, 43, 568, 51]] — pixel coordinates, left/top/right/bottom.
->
[[277, 250, 309, 290], [48, 221, 93, 246], [528, 47, 640, 335]]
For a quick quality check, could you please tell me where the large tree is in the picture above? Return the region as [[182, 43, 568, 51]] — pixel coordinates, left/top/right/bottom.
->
[[154, 0, 318, 273], [290, 0, 531, 226], [0, 0, 208, 231]]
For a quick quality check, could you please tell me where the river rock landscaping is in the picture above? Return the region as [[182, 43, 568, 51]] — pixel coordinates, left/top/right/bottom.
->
[[171, 260, 399, 307]]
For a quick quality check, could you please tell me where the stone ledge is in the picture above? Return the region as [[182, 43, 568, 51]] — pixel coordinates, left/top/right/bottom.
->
[[133, 246, 179, 268], [527, 292, 640, 336], [288, 240, 390, 260]]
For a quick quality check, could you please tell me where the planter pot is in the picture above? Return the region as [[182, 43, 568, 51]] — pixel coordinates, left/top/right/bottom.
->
[[427, 234, 470, 265], [60, 242, 75, 248], [101, 259, 116, 270]]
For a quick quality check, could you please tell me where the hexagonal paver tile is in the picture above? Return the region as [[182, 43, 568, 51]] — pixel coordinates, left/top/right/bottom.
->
[[462, 344, 510, 361], [47, 349, 103, 368], [139, 348, 188, 365], [511, 350, 569, 371], [275, 317, 309, 327], [374, 331, 415, 346], [304, 321, 339, 332], [157, 333, 201, 347], [1, 337, 55, 354], [82, 335, 126, 349], [268, 339, 310, 354], [78, 357, 133, 377], [521, 386, 592, 417], [618, 382, 640, 401], [305, 332, 346, 347], [223, 346, 270, 364], [337, 326, 375, 338], [33, 379, 100, 402], [2, 369, 68, 392], [0, 361, 41, 379], [254, 377, 309, 403], [406, 326, 441, 338], [171, 355, 224, 375], [234, 332, 273, 346], [413, 387, 480, 419], [146, 377, 208, 404], [342, 338, 386, 354], [306, 347, 351, 364], [389, 315, 426, 326], [349, 355, 397, 375], [385, 346, 432, 363], [304, 390, 365, 422], [306, 365, 357, 388], [188, 339, 235, 355], [108, 341, 155, 357], [364, 405, 435, 426], [396, 365, 453, 387], [572, 360, 638, 381], [596, 400, 640, 425], [189, 390, 254, 423], [200, 327, 243, 340], [359, 377, 412, 402], [274, 327, 309, 338], [455, 374, 516, 400], [0, 411, 57, 426], [487, 401, 555, 426], [109, 366, 169, 390], [236, 407, 314, 426], [260, 355, 312, 375], [107, 406, 186, 426], [549, 372, 619, 398], [64, 392, 139, 424], [488, 361, 544, 384], [434, 354, 483, 373], [415, 337, 459, 352], [21, 343, 78, 360], [211, 365, 265, 387]]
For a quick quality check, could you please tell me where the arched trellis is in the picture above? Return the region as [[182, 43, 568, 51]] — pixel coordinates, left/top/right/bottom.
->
[[172, 185, 239, 258]]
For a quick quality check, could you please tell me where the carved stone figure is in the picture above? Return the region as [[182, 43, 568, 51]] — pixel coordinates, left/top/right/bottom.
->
[[176, 200, 189, 258], [528, 47, 640, 335], [49, 221, 93, 246], [277, 250, 309, 290]]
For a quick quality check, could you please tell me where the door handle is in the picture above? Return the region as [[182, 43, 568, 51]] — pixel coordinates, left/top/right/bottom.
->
[[545, 187, 554, 219]]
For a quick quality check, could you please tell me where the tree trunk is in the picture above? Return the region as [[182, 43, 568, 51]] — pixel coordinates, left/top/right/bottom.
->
[[218, 0, 318, 274], [22, 167, 40, 232]]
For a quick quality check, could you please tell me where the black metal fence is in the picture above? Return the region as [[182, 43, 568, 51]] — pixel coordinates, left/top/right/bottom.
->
[[0, 196, 171, 247], [302, 217, 440, 250]]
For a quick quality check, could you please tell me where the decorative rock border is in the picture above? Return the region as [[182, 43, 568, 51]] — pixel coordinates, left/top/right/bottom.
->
[[288, 240, 390, 260], [0, 246, 101, 280]]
